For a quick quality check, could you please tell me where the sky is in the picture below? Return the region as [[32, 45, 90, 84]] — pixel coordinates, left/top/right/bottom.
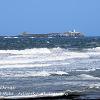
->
[[0, 0, 100, 36]]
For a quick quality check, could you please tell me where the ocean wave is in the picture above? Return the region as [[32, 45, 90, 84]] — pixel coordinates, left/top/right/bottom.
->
[[0, 48, 51, 55], [65, 52, 89, 59], [89, 83, 100, 89], [0, 71, 68, 77], [0, 47, 100, 56], [77, 74, 100, 80], [0, 47, 89, 58], [74, 68, 96, 72], [0, 63, 51, 68], [50, 71, 68, 76], [0, 47, 100, 69], [3, 92, 64, 99], [48, 36, 53, 38], [87, 47, 100, 52], [62, 74, 100, 81], [4, 36, 12, 38]]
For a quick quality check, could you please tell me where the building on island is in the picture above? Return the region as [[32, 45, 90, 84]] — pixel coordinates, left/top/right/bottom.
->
[[63, 29, 84, 37]]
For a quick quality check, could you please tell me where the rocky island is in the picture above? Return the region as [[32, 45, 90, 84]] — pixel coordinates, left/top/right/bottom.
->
[[20, 29, 84, 37]]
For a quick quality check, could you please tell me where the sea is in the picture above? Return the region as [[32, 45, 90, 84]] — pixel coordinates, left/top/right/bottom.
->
[[0, 36, 100, 99]]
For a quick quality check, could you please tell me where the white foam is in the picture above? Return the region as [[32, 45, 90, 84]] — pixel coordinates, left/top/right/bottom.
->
[[0, 59, 34, 65], [65, 52, 89, 59], [0, 47, 91, 59], [29, 37, 35, 38], [87, 52, 100, 58], [89, 83, 100, 89], [0, 63, 51, 68], [31, 71, 51, 77], [77, 74, 100, 80], [87, 47, 100, 52], [83, 47, 100, 58], [13, 37, 18, 38], [1, 47, 100, 57], [0, 47, 100, 70], [91, 47, 100, 52], [4, 36, 12, 38], [68, 74, 100, 81], [3, 92, 64, 99], [75, 68, 96, 72], [48, 37, 53, 38], [0, 71, 50, 77], [11, 71, 51, 77], [0, 48, 51, 55], [0, 71, 68, 77], [47, 41, 50, 43], [51, 48, 89, 59], [51, 71, 68, 75]]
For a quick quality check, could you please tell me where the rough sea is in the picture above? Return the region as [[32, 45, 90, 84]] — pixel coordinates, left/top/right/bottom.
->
[[0, 36, 100, 99]]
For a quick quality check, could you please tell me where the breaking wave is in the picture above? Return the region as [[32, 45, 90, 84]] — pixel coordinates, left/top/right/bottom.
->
[[1, 37, 100, 98], [89, 83, 100, 89], [0, 71, 68, 77], [0, 47, 100, 69], [2, 92, 65, 99], [77, 74, 100, 80], [0, 48, 51, 55], [0, 47, 100, 56]]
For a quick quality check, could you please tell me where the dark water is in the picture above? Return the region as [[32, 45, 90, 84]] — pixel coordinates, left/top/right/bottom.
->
[[0, 36, 100, 49], [0, 36, 100, 99]]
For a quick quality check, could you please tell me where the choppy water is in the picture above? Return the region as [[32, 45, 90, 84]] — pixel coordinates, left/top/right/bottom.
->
[[0, 36, 100, 99]]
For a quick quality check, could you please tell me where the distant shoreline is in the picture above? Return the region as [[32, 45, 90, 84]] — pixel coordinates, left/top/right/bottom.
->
[[19, 30, 84, 37]]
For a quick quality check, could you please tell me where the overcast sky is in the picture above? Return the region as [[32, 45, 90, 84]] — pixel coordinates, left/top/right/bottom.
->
[[0, 0, 100, 36]]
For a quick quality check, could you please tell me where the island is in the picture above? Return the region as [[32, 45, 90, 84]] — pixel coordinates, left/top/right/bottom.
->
[[19, 29, 84, 37]]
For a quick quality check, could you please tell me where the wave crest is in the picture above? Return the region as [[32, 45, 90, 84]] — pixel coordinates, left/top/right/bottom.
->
[[0, 71, 68, 77]]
